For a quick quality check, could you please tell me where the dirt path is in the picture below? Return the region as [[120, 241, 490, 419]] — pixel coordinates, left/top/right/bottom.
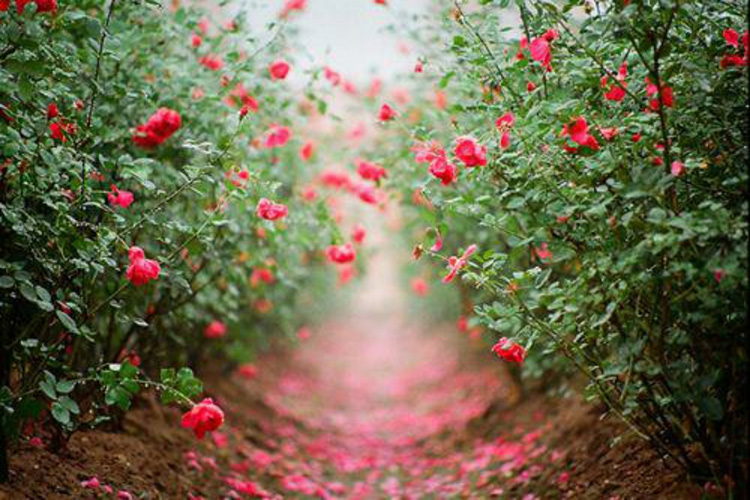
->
[[205, 216, 580, 499], [248, 220, 514, 497], [0, 215, 692, 499]]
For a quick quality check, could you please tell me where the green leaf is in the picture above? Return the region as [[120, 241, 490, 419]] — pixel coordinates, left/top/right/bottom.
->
[[51, 402, 70, 425], [19, 283, 37, 302], [34, 286, 51, 303], [58, 396, 80, 415], [39, 379, 56, 400], [105, 387, 132, 411], [0, 276, 14, 288], [56, 380, 76, 394], [119, 362, 138, 380], [55, 310, 79, 334]]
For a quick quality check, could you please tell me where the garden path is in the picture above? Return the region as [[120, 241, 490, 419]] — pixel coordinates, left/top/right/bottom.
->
[[222, 217, 563, 498]]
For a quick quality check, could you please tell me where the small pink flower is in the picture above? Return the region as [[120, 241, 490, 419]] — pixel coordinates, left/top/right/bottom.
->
[[430, 235, 443, 252], [724, 28, 739, 47], [297, 327, 311, 340], [81, 477, 101, 490], [352, 224, 366, 244], [496, 111, 515, 129], [414, 61, 423, 73], [457, 315, 469, 332], [429, 156, 458, 186], [14, 0, 57, 14], [302, 186, 318, 202], [117, 491, 134, 500], [670, 160, 685, 177], [353, 183, 380, 204], [434, 90, 447, 109], [356, 159, 387, 181], [412, 140, 446, 164], [250, 267, 275, 288], [496, 112, 515, 149], [211, 431, 228, 449], [191, 34, 202, 48], [720, 54, 745, 68], [264, 125, 292, 148], [107, 185, 134, 209], [181, 398, 224, 439], [491, 337, 525, 363], [378, 103, 396, 121], [204, 321, 227, 339], [324, 66, 341, 86], [442, 244, 477, 283], [338, 265, 356, 285], [599, 127, 619, 141], [279, 0, 306, 18], [46, 102, 59, 120], [535, 243, 552, 261], [199, 55, 224, 71], [300, 141, 314, 161], [326, 243, 356, 264], [500, 131, 511, 149], [320, 169, 352, 189], [453, 136, 487, 168], [256, 198, 289, 220], [714, 269, 726, 283], [50, 122, 67, 142], [411, 278, 429, 296], [132, 108, 182, 149], [237, 364, 258, 379], [561, 117, 600, 152], [126, 246, 160, 287], [269, 59, 291, 80]]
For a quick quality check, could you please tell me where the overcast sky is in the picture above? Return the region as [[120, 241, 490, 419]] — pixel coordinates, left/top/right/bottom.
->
[[241, 0, 431, 84]]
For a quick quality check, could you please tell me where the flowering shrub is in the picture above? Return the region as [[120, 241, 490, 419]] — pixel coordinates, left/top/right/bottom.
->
[[375, 0, 747, 489], [0, 0, 340, 480]]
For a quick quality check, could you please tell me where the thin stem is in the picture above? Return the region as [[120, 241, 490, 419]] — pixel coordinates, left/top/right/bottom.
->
[[453, 0, 522, 104]]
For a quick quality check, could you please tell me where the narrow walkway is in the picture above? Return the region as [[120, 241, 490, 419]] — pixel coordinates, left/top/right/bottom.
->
[[223, 219, 562, 498]]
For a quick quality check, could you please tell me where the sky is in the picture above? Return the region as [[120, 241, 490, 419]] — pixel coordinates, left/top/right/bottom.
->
[[240, 0, 432, 84]]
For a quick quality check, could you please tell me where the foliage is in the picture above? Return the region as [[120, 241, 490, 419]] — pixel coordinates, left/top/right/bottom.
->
[[376, 0, 748, 489], [0, 0, 337, 480]]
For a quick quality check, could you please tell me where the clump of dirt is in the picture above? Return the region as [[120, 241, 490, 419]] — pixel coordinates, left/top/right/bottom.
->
[[0, 397, 223, 499]]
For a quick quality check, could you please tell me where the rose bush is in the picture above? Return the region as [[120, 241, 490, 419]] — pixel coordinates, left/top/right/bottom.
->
[[0, 0, 342, 480], [370, 0, 747, 491]]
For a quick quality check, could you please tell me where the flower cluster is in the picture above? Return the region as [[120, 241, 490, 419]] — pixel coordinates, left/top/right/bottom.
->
[[132, 108, 182, 149], [125, 247, 161, 287]]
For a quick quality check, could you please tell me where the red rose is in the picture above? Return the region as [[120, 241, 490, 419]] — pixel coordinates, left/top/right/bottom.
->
[[125, 246, 160, 287], [181, 398, 224, 439], [326, 243, 356, 264], [269, 59, 291, 80], [256, 198, 288, 221]]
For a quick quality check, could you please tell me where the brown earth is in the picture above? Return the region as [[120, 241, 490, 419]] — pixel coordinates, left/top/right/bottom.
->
[[0, 217, 702, 499], [0, 368, 699, 499]]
